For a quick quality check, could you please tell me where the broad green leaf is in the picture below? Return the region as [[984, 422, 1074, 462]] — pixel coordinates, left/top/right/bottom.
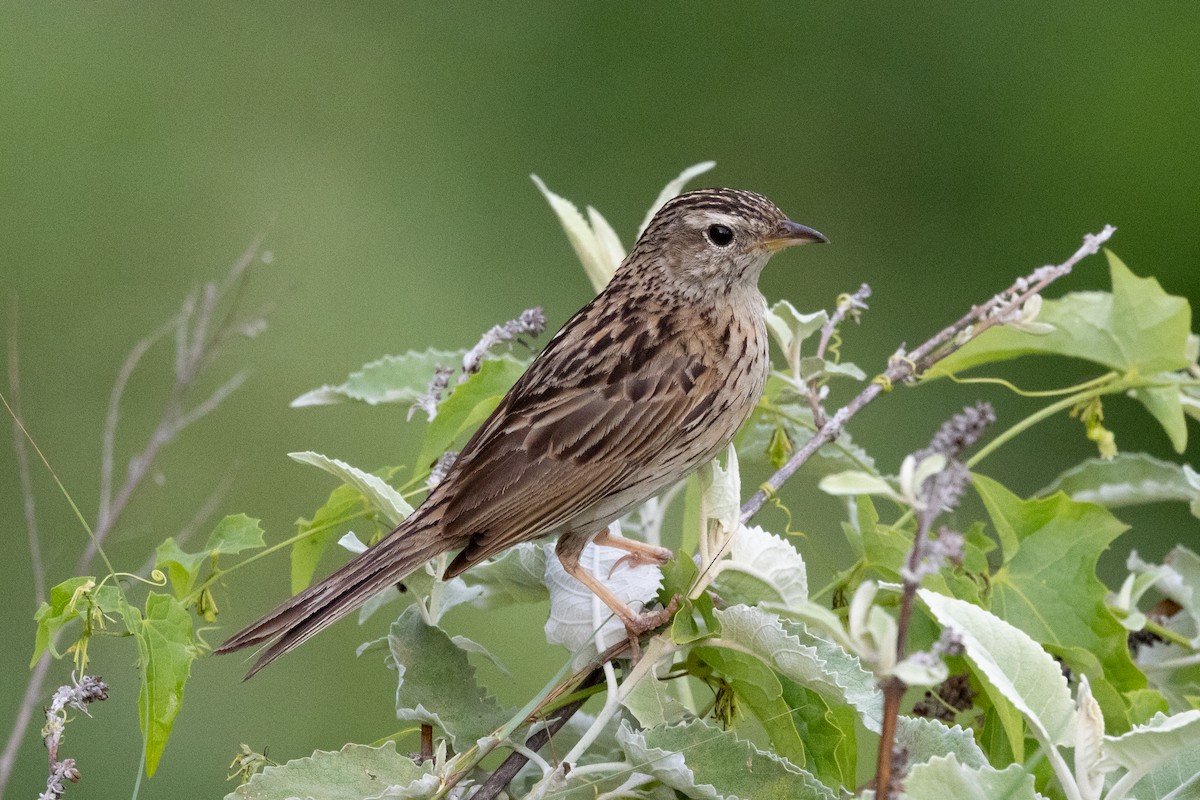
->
[[848, 495, 910, 581], [459, 541, 548, 609], [154, 539, 208, 599], [1126, 741, 1200, 800], [781, 679, 857, 790], [932, 250, 1191, 377], [224, 742, 436, 800], [154, 515, 264, 599], [383, 605, 509, 750], [920, 590, 1076, 748], [974, 474, 1145, 704], [291, 483, 366, 594], [205, 514, 266, 555], [616, 719, 836, 800], [414, 354, 527, 469], [290, 348, 462, 407], [895, 716, 988, 770], [1125, 688, 1171, 726], [1101, 710, 1200, 790], [712, 605, 882, 732], [123, 593, 198, 776], [621, 654, 690, 728], [694, 644, 808, 766], [904, 754, 1038, 800], [1108, 250, 1193, 374], [1132, 384, 1189, 453], [289, 451, 412, 525], [31, 577, 124, 665], [712, 525, 808, 610], [1042, 453, 1200, 519]]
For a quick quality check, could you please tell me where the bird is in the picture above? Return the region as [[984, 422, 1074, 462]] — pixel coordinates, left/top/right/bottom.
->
[[217, 187, 827, 677]]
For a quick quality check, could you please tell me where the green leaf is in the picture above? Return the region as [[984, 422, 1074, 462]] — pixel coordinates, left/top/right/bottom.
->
[[291, 483, 366, 594], [1042, 453, 1200, 519], [384, 605, 509, 749], [154, 515, 264, 599], [414, 354, 527, 469], [1101, 710, 1200, 794], [224, 742, 436, 800], [31, 577, 123, 665], [974, 474, 1145, 705], [205, 514, 266, 555], [694, 644, 808, 766], [289, 451, 413, 525], [617, 719, 836, 800], [933, 250, 1192, 377], [290, 348, 462, 407], [895, 716, 988, 770], [712, 525, 808, 610], [904, 754, 1038, 800], [780, 679, 857, 790], [712, 605, 883, 732], [123, 593, 198, 776], [154, 539, 208, 599], [1133, 383, 1190, 453], [620, 656, 690, 728], [920, 590, 1075, 748]]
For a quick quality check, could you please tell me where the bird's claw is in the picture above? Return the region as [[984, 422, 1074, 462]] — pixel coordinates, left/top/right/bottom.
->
[[623, 594, 681, 663]]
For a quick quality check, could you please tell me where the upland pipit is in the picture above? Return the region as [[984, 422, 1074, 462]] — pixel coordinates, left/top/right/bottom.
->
[[218, 188, 827, 676]]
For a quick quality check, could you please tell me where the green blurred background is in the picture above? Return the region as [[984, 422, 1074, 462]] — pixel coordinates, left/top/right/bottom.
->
[[2, 3, 1198, 797]]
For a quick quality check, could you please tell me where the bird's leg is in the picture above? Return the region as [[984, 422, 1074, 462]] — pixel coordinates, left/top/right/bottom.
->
[[592, 527, 674, 577], [555, 534, 679, 660]]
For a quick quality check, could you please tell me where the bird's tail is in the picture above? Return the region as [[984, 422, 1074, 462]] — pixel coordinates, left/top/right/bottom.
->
[[215, 513, 448, 679]]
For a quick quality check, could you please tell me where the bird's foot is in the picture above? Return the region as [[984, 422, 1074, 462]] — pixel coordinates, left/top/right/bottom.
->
[[623, 594, 680, 663]]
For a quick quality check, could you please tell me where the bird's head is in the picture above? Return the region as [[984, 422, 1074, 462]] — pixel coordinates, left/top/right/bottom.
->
[[629, 188, 827, 294]]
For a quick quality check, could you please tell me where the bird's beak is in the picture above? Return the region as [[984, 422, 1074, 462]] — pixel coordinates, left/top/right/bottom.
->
[[764, 220, 829, 252]]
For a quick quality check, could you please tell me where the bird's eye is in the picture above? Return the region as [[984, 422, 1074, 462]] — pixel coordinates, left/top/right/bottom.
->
[[706, 224, 734, 247]]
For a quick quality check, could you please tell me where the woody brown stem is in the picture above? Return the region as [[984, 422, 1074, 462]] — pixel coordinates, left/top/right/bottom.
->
[[742, 226, 1113, 523]]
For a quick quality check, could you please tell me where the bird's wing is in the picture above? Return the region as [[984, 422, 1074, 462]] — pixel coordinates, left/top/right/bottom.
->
[[440, 306, 717, 576]]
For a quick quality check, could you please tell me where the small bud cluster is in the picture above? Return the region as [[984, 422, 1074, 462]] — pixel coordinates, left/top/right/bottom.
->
[[901, 526, 965, 583], [408, 365, 454, 422], [461, 307, 548, 376], [40, 675, 109, 800], [912, 402, 996, 516], [911, 672, 975, 723], [427, 451, 459, 491]]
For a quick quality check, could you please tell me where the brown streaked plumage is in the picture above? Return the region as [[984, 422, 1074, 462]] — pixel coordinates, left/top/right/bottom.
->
[[217, 188, 827, 677]]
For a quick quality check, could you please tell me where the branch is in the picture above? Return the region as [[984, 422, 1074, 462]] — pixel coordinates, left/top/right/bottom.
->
[[471, 667, 607, 800], [808, 283, 871, 428], [0, 238, 267, 800], [741, 225, 1114, 523], [7, 300, 44, 607]]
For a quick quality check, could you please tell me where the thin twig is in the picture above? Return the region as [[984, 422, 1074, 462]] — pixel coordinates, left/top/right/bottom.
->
[[472, 667, 606, 800], [741, 226, 1113, 523], [7, 300, 44, 607], [0, 239, 267, 800], [808, 284, 871, 428]]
